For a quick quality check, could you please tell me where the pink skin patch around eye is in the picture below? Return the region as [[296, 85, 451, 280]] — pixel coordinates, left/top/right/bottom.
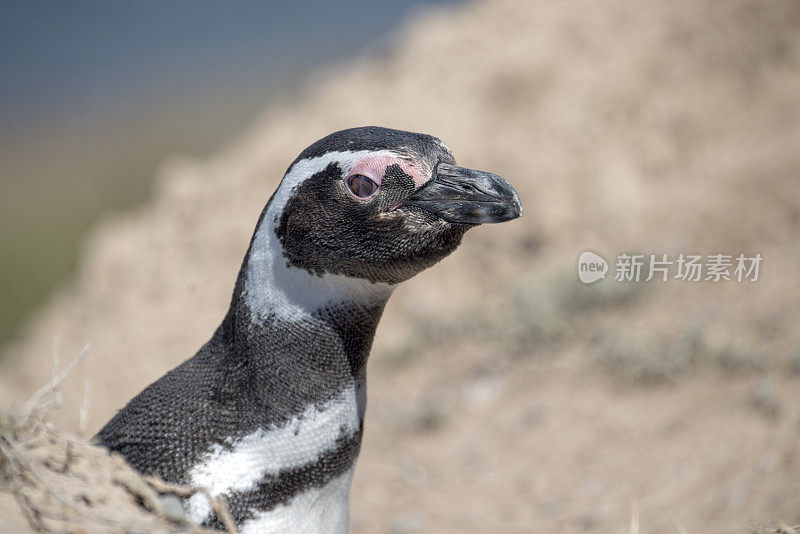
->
[[346, 155, 430, 198]]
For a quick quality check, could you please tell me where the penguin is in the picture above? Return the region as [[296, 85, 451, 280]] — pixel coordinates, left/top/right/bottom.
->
[[96, 126, 522, 533]]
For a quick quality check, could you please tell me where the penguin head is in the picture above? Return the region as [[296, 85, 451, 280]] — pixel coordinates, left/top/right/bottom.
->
[[268, 126, 522, 286]]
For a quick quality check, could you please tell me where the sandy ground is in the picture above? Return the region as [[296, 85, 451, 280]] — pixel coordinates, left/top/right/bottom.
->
[[2, 0, 800, 532]]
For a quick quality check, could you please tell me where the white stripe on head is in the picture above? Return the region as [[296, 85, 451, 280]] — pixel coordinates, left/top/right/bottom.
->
[[185, 386, 360, 523], [244, 150, 403, 323]]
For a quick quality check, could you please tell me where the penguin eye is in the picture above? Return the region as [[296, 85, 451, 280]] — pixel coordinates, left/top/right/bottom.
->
[[347, 174, 378, 199]]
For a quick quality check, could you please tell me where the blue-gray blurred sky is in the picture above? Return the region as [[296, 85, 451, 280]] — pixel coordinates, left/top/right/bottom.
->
[[0, 0, 457, 347]]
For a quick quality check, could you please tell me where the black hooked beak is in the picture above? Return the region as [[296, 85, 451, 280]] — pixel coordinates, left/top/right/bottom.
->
[[403, 163, 523, 224]]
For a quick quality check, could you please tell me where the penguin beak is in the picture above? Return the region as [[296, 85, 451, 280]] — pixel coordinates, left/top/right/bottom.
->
[[403, 163, 523, 224]]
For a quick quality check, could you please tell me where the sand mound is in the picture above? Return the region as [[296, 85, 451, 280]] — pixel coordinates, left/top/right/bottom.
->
[[0, 348, 235, 533]]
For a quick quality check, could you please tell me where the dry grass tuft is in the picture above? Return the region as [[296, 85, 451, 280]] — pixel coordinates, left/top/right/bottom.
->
[[0, 343, 237, 533]]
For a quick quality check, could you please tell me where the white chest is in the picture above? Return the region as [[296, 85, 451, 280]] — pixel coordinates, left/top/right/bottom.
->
[[185, 386, 361, 532], [240, 467, 354, 534]]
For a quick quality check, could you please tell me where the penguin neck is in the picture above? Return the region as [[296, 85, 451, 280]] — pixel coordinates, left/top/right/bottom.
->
[[239, 206, 394, 323], [224, 207, 394, 382]]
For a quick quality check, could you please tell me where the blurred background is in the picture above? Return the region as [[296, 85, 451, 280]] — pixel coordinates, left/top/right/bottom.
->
[[0, 0, 457, 348], [1, 0, 800, 532]]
